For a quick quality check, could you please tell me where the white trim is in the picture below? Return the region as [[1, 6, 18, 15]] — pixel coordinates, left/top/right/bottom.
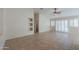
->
[[51, 15, 79, 20]]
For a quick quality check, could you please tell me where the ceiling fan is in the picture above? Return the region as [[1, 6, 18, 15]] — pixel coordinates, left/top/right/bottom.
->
[[39, 8, 61, 15], [53, 8, 61, 14]]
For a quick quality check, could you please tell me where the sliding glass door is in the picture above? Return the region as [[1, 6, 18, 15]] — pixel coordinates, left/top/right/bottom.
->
[[64, 20, 68, 32], [69, 19, 79, 27], [51, 18, 79, 33], [56, 20, 68, 32]]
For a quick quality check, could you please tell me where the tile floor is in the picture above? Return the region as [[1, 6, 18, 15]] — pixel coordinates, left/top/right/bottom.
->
[[3, 32, 79, 50]]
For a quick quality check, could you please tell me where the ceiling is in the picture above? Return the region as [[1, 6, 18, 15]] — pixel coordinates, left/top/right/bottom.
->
[[35, 8, 79, 18]]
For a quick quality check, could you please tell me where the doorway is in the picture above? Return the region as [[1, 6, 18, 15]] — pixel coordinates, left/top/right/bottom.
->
[[34, 12, 39, 34]]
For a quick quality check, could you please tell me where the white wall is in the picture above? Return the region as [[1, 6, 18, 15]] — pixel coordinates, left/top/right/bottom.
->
[[0, 9, 3, 39], [4, 8, 51, 39], [39, 13, 50, 32], [4, 8, 34, 39], [61, 8, 79, 16], [0, 9, 6, 49]]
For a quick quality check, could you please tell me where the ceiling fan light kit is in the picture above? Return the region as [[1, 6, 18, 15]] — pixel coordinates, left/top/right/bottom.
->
[[53, 8, 61, 14]]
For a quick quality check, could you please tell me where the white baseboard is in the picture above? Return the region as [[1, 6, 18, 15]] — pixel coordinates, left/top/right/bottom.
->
[[7, 32, 34, 40]]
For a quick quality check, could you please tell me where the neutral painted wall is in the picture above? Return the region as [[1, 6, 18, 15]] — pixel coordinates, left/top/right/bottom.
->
[[4, 8, 51, 39], [0, 9, 3, 38], [0, 9, 6, 49], [39, 13, 50, 32], [4, 8, 34, 39], [61, 8, 79, 17]]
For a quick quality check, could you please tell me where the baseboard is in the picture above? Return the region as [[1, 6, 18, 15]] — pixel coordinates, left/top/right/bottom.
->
[[7, 32, 34, 40], [5, 31, 50, 40]]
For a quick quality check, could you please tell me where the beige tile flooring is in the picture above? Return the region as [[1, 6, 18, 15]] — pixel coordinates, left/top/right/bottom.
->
[[3, 32, 79, 50]]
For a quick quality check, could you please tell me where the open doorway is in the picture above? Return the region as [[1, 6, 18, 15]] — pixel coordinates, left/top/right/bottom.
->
[[34, 12, 39, 34]]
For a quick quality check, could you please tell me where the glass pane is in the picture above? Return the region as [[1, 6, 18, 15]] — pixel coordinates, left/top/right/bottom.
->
[[51, 21, 55, 26], [58, 21, 60, 31], [74, 19, 78, 27], [65, 27, 68, 32], [69, 20, 74, 27], [64, 20, 68, 27], [55, 20, 68, 32], [64, 20, 68, 32], [62, 20, 65, 32], [56, 21, 58, 31], [58, 21, 61, 31]]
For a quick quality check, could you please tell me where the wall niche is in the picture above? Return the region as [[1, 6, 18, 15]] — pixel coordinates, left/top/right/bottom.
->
[[28, 18, 33, 31]]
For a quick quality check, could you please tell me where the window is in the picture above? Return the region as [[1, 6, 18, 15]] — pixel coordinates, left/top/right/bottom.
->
[[55, 20, 68, 32], [51, 18, 79, 33], [69, 19, 79, 27], [51, 20, 55, 26], [64, 20, 68, 32], [61, 20, 65, 32], [69, 20, 74, 27], [74, 19, 78, 27]]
